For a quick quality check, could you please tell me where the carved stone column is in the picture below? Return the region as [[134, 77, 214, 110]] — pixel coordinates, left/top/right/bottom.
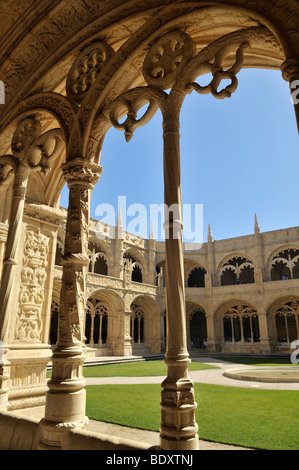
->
[[39, 157, 102, 450], [0, 117, 63, 412], [0, 163, 30, 345], [102, 27, 253, 451], [281, 59, 299, 133], [160, 105, 199, 451]]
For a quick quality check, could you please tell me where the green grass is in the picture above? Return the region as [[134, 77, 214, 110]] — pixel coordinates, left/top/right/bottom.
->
[[82, 359, 217, 377], [215, 356, 299, 367], [86, 383, 299, 450]]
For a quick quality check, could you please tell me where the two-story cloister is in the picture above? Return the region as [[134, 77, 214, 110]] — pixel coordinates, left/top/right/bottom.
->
[[51, 213, 299, 358]]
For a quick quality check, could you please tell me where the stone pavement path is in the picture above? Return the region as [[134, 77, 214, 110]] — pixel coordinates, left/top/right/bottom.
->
[[83, 356, 299, 450]]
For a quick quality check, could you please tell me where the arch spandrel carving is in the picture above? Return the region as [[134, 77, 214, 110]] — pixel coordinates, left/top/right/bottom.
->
[[0, 0, 297, 140], [0, 2, 294, 165], [86, 24, 274, 161]]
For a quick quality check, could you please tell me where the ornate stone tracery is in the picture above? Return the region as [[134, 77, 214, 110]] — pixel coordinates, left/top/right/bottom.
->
[[66, 41, 115, 104]]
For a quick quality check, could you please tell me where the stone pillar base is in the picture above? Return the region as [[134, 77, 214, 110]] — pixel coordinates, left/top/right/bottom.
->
[[159, 435, 199, 451], [39, 416, 89, 450], [5, 345, 51, 414]]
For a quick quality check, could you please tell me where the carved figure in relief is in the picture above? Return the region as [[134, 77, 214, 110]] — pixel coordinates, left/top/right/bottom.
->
[[15, 231, 49, 342]]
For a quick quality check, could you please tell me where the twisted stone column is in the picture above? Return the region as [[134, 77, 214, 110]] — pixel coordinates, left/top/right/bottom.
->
[[39, 158, 102, 450], [160, 104, 199, 451]]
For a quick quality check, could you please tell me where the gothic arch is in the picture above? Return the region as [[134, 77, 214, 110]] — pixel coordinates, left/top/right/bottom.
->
[[218, 254, 255, 285], [85, 289, 125, 354], [186, 302, 207, 349], [130, 295, 160, 352], [267, 295, 299, 346], [0, 1, 295, 131], [81, 4, 288, 150], [215, 299, 260, 345], [266, 245, 299, 280], [186, 265, 207, 288], [88, 239, 112, 276], [123, 249, 147, 283], [85, 298, 110, 347]]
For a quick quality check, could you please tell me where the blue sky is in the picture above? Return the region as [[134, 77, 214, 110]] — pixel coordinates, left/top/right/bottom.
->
[[60, 68, 299, 243]]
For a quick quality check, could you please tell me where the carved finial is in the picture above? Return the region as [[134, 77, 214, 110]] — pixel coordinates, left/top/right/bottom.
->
[[117, 205, 123, 228], [208, 224, 213, 242], [116, 205, 123, 239], [149, 221, 155, 240], [254, 213, 260, 234]]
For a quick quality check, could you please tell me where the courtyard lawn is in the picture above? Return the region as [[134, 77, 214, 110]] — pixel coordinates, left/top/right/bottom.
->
[[86, 383, 299, 450], [82, 359, 218, 377], [215, 356, 299, 367]]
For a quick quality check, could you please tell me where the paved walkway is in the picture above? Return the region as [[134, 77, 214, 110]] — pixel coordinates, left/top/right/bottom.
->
[[83, 355, 299, 450]]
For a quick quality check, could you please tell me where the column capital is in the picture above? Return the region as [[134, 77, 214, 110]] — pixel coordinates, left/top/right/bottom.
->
[[281, 58, 299, 82], [62, 158, 103, 188]]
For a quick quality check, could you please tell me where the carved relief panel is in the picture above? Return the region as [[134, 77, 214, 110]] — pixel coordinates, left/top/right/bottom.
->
[[15, 229, 49, 342]]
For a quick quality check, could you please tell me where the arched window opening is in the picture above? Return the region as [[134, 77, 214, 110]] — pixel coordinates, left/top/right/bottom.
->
[[188, 267, 206, 287], [131, 303, 145, 344], [275, 300, 299, 343], [94, 254, 108, 275], [124, 252, 143, 283], [270, 249, 299, 281], [132, 264, 142, 283], [223, 305, 260, 343], [85, 300, 109, 346], [49, 300, 59, 345], [190, 308, 207, 348], [88, 242, 108, 275], [221, 257, 254, 286]]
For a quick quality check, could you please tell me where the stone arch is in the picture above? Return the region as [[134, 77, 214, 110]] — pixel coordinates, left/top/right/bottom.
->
[[267, 296, 299, 348], [186, 302, 207, 349], [0, 111, 66, 226], [215, 299, 260, 348], [88, 239, 112, 276], [186, 265, 207, 288], [267, 246, 299, 281], [218, 254, 255, 286], [130, 294, 161, 354], [79, 5, 291, 164], [0, 2, 292, 137], [123, 249, 146, 283], [85, 289, 124, 356]]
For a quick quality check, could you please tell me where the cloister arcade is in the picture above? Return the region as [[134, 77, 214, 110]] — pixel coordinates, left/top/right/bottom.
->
[[0, 0, 298, 451], [48, 222, 299, 358]]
